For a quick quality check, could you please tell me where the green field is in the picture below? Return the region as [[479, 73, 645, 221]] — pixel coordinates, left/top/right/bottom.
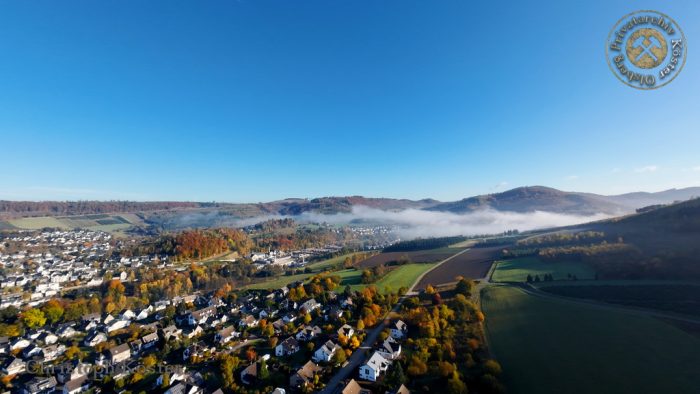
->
[[491, 257, 595, 282], [539, 282, 700, 317], [342, 263, 437, 293], [481, 285, 700, 394], [6, 214, 136, 234], [372, 263, 436, 293], [243, 261, 435, 293], [8, 216, 70, 229]]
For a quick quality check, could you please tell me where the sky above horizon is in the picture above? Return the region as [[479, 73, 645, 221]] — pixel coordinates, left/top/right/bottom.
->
[[1, 0, 699, 202]]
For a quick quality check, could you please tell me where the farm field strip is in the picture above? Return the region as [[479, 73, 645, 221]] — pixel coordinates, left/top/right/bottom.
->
[[415, 246, 502, 289]]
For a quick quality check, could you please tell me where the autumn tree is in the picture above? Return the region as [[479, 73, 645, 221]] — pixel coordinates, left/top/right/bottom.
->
[[219, 354, 240, 390], [42, 299, 64, 324], [21, 308, 46, 329]]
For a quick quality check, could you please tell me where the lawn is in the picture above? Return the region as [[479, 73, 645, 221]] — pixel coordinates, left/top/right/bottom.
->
[[491, 257, 595, 282], [481, 285, 700, 394]]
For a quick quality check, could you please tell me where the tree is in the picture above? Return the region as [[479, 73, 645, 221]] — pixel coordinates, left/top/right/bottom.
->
[[64, 344, 84, 360], [483, 359, 502, 376], [447, 371, 468, 394], [21, 308, 46, 329], [356, 320, 365, 330], [160, 373, 170, 389], [42, 299, 64, 325], [304, 313, 313, 324], [438, 361, 456, 377], [219, 354, 240, 390], [259, 359, 270, 380], [268, 337, 279, 348], [385, 363, 406, 388], [526, 274, 533, 283], [245, 347, 257, 362], [332, 348, 347, 365], [406, 356, 428, 376], [142, 354, 157, 368], [455, 278, 474, 296], [262, 324, 275, 338]]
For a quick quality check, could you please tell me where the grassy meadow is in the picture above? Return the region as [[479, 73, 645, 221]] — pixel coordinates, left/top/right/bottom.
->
[[491, 257, 595, 282], [481, 285, 700, 394]]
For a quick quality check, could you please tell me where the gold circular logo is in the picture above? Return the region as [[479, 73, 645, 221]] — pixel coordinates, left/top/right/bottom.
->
[[606, 10, 687, 89], [625, 28, 668, 69]]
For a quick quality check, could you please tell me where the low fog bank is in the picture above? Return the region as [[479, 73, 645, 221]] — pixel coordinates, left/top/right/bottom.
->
[[250, 206, 612, 239], [158, 206, 611, 239]]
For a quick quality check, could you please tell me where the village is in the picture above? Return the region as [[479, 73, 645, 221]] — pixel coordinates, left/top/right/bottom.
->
[[0, 272, 411, 394]]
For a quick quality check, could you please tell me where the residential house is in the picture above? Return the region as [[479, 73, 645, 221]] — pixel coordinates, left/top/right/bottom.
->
[[377, 337, 401, 360], [295, 325, 322, 342], [22, 344, 42, 359], [62, 375, 90, 394], [164, 382, 203, 394], [390, 320, 408, 339], [238, 314, 259, 329], [188, 306, 217, 326], [22, 376, 57, 394], [300, 298, 321, 314], [136, 306, 153, 321], [275, 337, 300, 357], [387, 384, 410, 394], [56, 325, 77, 338], [312, 340, 342, 363], [325, 306, 343, 321], [83, 331, 107, 347], [215, 326, 240, 345], [182, 325, 204, 339], [282, 313, 297, 324], [36, 332, 58, 345], [1, 357, 25, 375], [41, 343, 66, 362], [56, 360, 91, 383], [105, 318, 129, 333], [341, 379, 372, 394], [337, 324, 355, 338], [107, 343, 131, 364], [290, 361, 322, 389], [10, 337, 31, 351], [161, 324, 182, 341], [359, 352, 391, 382], [240, 362, 258, 385], [141, 332, 159, 350]]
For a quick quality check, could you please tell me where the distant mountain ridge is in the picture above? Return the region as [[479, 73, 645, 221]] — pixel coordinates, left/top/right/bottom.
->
[[2, 186, 699, 220]]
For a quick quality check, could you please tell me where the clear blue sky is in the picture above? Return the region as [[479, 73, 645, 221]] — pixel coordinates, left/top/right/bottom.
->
[[1, 0, 699, 202]]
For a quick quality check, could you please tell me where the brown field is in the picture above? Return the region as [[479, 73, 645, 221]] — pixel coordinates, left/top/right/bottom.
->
[[358, 247, 461, 268], [415, 246, 504, 289]]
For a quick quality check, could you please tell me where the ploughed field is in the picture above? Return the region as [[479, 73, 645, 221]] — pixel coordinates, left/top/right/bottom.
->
[[481, 285, 700, 394], [414, 246, 502, 289]]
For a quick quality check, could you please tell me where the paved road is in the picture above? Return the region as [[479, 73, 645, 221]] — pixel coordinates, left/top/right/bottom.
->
[[319, 248, 472, 394]]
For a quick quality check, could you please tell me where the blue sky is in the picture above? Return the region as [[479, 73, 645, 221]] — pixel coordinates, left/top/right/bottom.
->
[[1, 0, 699, 202]]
